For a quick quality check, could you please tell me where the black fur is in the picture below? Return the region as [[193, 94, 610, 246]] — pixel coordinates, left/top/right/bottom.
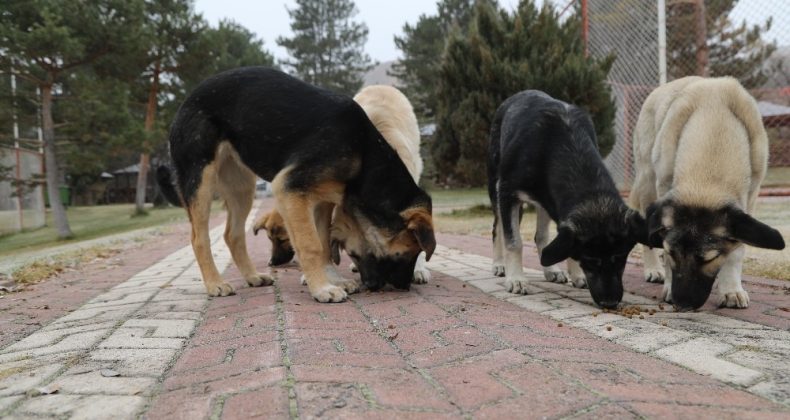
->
[[156, 166, 182, 207], [488, 90, 648, 308], [159, 67, 432, 289]]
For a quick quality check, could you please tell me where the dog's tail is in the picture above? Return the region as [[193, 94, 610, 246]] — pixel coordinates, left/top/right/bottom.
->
[[156, 165, 183, 207]]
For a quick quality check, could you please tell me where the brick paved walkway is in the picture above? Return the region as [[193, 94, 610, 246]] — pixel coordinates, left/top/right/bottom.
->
[[0, 201, 788, 419]]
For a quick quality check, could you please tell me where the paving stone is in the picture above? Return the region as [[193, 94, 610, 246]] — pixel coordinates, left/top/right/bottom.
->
[[655, 338, 764, 386], [15, 394, 146, 419], [0, 363, 62, 397], [56, 371, 156, 395]]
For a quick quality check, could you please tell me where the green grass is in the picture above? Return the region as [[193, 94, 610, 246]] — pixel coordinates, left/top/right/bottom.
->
[[763, 166, 790, 187], [0, 203, 194, 257]]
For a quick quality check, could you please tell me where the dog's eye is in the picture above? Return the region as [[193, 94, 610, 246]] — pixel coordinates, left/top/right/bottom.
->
[[699, 252, 721, 263]]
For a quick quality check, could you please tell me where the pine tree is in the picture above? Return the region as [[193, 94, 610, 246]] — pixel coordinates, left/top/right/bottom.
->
[[667, 0, 775, 87], [392, 0, 487, 120], [433, 0, 615, 185], [277, 0, 373, 95]]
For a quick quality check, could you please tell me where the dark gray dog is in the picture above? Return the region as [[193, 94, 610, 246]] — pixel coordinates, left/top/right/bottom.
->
[[487, 90, 649, 309]]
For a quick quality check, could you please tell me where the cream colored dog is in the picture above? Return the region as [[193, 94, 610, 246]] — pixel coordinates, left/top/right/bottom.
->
[[254, 85, 431, 284], [629, 76, 785, 310]]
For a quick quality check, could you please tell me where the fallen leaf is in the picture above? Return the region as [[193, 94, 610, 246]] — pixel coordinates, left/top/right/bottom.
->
[[101, 369, 120, 378], [387, 332, 399, 341]]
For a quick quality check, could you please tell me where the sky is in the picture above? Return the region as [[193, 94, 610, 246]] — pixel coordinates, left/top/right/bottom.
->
[[194, 0, 523, 63], [194, 0, 788, 63]]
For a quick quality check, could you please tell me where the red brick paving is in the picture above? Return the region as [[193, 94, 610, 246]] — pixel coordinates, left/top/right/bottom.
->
[[4, 201, 787, 418], [143, 225, 788, 419]]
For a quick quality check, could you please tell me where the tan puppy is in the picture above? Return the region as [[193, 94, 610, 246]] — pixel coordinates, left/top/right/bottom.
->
[[254, 85, 431, 284], [629, 76, 785, 310]]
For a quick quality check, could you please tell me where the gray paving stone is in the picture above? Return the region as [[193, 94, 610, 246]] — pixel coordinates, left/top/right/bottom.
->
[[0, 363, 62, 397], [656, 338, 764, 386], [56, 372, 156, 396], [15, 394, 146, 420]]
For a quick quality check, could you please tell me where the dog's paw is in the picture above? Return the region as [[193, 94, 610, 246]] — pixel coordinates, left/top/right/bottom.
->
[[300, 274, 307, 286], [349, 262, 358, 273], [506, 276, 531, 295], [543, 269, 569, 284], [718, 289, 749, 309], [206, 281, 235, 297], [333, 277, 361, 294], [245, 272, 274, 287], [644, 269, 665, 284], [661, 283, 673, 303], [492, 264, 506, 277], [412, 268, 431, 284], [570, 276, 587, 289], [311, 284, 348, 303]]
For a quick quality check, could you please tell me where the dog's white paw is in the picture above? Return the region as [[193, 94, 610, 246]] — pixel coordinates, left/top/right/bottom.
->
[[349, 262, 358, 273], [644, 269, 665, 284], [492, 264, 505, 277], [570, 275, 587, 289], [718, 289, 749, 309], [543, 269, 569, 283], [506, 276, 531, 295], [661, 282, 673, 303], [206, 281, 235, 297], [311, 284, 347, 303], [412, 268, 431, 284], [245, 272, 274, 287], [300, 274, 307, 286]]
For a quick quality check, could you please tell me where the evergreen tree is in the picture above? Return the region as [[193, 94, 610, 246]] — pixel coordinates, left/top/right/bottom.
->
[[277, 0, 373, 95], [433, 0, 615, 185], [392, 0, 487, 120], [667, 0, 775, 87], [133, 0, 206, 215], [0, 0, 146, 238]]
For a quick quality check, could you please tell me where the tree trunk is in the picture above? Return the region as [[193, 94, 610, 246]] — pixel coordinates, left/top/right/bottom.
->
[[41, 83, 73, 238], [134, 61, 160, 214], [695, 0, 709, 77]]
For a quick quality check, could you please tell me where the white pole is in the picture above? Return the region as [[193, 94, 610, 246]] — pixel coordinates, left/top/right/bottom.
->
[[11, 66, 19, 148], [658, 0, 667, 85]]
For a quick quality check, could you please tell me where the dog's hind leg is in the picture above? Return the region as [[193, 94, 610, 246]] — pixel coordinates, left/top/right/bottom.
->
[[492, 213, 506, 277], [534, 205, 569, 284], [188, 163, 235, 297], [217, 147, 275, 288], [716, 245, 749, 308], [499, 193, 530, 294]]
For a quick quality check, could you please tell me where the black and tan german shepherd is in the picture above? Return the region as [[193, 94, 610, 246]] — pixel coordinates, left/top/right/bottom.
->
[[488, 90, 650, 309], [157, 67, 436, 303]]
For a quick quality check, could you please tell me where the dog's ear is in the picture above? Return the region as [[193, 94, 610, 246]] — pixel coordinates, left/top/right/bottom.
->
[[727, 207, 786, 250], [330, 239, 342, 265], [541, 226, 575, 267], [626, 208, 650, 245], [405, 209, 436, 261], [253, 212, 271, 236], [645, 202, 666, 248]]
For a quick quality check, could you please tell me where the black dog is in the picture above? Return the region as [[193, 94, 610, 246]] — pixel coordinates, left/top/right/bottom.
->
[[158, 67, 435, 302], [487, 90, 649, 308]]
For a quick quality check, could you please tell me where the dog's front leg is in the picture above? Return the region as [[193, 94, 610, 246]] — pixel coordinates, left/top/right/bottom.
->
[[642, 245, 665, 283], [534, 206, 569, 284], [492, 213, 506, 276], [661, 255, 673, 304], [314, 202, 359, 294], [412, 252, 431, 284], [567, 259, 586, 289], [716, 245, 749, 308]]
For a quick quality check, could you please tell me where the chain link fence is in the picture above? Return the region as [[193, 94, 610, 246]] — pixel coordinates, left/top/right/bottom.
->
[[583, 0, 790, 190], [0, 146, 45, 234]]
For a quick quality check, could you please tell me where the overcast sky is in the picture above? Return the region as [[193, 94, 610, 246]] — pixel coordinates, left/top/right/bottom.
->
[[194, 0, 788, 63]]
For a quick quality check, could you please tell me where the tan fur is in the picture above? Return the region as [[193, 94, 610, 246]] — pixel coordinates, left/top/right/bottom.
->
[[631, 76, 768, 212], [353, 85, 423, 182], [256, 85, 428, 266], [188, 142, 274, 297]]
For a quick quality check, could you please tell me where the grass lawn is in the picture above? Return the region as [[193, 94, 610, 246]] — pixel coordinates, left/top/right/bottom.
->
[[0, 203, 200, 258]]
